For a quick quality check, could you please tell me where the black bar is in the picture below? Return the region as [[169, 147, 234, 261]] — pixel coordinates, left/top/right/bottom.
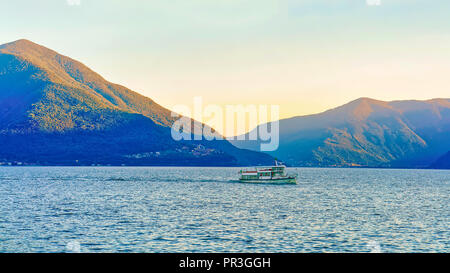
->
[[0, 253, 446, 272]]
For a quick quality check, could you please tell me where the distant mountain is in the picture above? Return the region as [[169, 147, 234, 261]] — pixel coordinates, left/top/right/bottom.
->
[[430, 151, 450, 169], [231, 98, 450, 168], [0, 39, 273, 166]]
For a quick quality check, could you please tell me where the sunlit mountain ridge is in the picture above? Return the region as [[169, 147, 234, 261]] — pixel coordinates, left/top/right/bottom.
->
[[0, 39, 273, 166]]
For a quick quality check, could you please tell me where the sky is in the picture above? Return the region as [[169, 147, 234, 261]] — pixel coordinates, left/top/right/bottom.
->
[[1, 0, 450, 131]]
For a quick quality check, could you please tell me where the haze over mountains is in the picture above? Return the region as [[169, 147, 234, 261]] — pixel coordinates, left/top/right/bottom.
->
[[232, 98, 450, 168], [0, 39, 273, 166]]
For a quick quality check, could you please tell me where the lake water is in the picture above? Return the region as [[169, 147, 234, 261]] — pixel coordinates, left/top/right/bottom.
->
[[0, 167, 448, 253]]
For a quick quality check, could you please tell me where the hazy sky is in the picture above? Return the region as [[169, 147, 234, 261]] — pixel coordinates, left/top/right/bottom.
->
[[1, 0, 450, 122]]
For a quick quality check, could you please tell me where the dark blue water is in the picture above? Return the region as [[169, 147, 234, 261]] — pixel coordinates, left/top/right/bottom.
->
[[0, 167, 448, 252]]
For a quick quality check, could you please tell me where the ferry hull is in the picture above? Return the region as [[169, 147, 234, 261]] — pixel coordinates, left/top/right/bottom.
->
[[238, 177, 297, 185]]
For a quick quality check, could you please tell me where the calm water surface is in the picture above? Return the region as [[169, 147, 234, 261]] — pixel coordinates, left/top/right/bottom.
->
[[0, 167, 448, 252]]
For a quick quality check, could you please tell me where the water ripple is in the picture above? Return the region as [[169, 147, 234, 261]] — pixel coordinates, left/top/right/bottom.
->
[[0, 167, 448, 253]]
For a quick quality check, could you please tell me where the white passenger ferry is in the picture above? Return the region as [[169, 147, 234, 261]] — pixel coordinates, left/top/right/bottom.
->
[[238, 162, 297, 184]]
